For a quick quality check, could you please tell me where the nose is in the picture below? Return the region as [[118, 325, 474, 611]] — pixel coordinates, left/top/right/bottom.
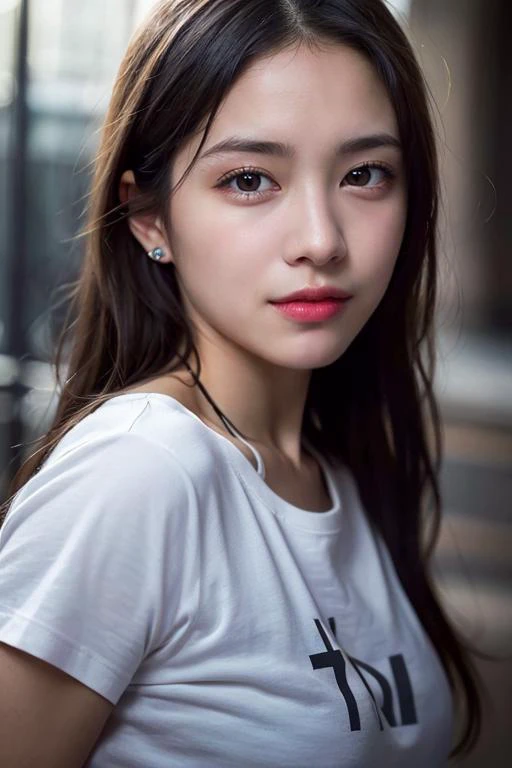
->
[[283, 186, 347, 266]]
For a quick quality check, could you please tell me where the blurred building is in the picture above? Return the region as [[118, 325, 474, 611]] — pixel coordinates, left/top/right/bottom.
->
[[0, 0, 153, 479]]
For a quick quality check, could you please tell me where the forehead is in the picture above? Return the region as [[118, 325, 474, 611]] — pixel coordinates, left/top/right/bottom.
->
[[236, 42, 395, 122], [177, 43, 398, 171]]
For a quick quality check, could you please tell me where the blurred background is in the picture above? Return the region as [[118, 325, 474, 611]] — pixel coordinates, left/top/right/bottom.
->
[[0, 0, 510, 764]]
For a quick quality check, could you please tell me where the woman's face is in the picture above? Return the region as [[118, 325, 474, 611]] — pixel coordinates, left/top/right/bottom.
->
[[166, 42, 407, 371]]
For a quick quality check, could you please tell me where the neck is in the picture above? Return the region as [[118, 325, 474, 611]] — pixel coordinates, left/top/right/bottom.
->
[[182, 350, 312, 468]]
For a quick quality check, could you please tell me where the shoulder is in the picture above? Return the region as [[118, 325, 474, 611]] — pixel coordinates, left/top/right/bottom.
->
[[46, 393, 222, 487], [5, 394, 226, 534], [0, 394, 209, 703]]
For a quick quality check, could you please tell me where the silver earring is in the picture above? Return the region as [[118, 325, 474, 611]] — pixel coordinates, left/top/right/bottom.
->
[[148, 246, 164, 262]]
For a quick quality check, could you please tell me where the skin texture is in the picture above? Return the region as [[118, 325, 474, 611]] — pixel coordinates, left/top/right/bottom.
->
[[121, 42, 407, 467], [0, 643, 113, 767]]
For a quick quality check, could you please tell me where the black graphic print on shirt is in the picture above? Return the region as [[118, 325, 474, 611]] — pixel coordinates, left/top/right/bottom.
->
[[309, 617, 418, 731]]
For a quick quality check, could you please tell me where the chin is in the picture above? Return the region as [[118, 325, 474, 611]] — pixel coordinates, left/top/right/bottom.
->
[[266, 344, 348, 372]]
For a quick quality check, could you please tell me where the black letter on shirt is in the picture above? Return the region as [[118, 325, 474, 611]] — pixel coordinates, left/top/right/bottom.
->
[[314, 617, 418, 728], [309, 619, 361, 731]]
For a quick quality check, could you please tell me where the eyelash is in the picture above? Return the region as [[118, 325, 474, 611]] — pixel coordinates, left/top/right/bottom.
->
[[216, 161, 396, 200]]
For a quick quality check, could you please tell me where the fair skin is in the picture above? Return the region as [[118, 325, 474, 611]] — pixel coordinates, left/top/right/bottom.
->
[[120, 42, 406, 493], [0, 42, 406, 766], [0, 643, 113, 767]]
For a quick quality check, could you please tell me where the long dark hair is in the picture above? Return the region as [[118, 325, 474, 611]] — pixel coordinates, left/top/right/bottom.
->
[[2, 0, 483, 757]]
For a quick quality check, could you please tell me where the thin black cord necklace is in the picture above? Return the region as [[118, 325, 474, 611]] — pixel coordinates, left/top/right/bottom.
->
[[180, 357, 250, 442]]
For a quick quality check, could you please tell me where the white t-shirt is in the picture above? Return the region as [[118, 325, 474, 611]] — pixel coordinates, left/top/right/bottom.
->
[[0, 393, 453, 767]]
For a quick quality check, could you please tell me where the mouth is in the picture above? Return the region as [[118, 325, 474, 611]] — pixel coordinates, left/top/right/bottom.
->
[[270, 286, 353, 303], [270, 296, 350, 322]]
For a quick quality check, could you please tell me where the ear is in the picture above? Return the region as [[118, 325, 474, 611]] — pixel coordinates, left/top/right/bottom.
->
[[119, 170, 174, 263]]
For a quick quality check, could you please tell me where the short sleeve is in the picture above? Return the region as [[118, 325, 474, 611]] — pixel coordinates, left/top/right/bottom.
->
[[0, 432, 198, 704]]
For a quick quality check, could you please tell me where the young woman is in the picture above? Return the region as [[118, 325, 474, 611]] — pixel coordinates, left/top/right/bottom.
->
[[0, 0, 482, 765]]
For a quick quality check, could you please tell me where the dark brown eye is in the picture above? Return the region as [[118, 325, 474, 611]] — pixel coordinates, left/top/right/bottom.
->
[[217, 168, 275, 198], [343, 165, 391, 188], [236, 173, 262, 192], [346, 167, 372, 186]]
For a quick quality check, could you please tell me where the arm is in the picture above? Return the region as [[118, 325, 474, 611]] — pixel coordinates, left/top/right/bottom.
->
[[0, 643, 113, 768], [0, 431, 195, 764]]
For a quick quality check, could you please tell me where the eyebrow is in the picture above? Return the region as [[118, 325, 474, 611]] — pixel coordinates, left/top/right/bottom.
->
[[198, 132, 402, 162]]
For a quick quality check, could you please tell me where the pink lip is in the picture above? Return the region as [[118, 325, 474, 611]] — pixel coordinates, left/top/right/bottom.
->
[[271, 298, 350, 322], [271, 286, 353, 302]]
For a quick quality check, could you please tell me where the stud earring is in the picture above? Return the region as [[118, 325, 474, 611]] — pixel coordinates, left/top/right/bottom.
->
[[148, 247, 164, 262]]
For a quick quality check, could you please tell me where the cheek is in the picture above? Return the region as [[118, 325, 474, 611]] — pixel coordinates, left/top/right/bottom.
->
[[352, 200, 406, 283], [171, 191, 268, 281], [169, 202, 261, 314]]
